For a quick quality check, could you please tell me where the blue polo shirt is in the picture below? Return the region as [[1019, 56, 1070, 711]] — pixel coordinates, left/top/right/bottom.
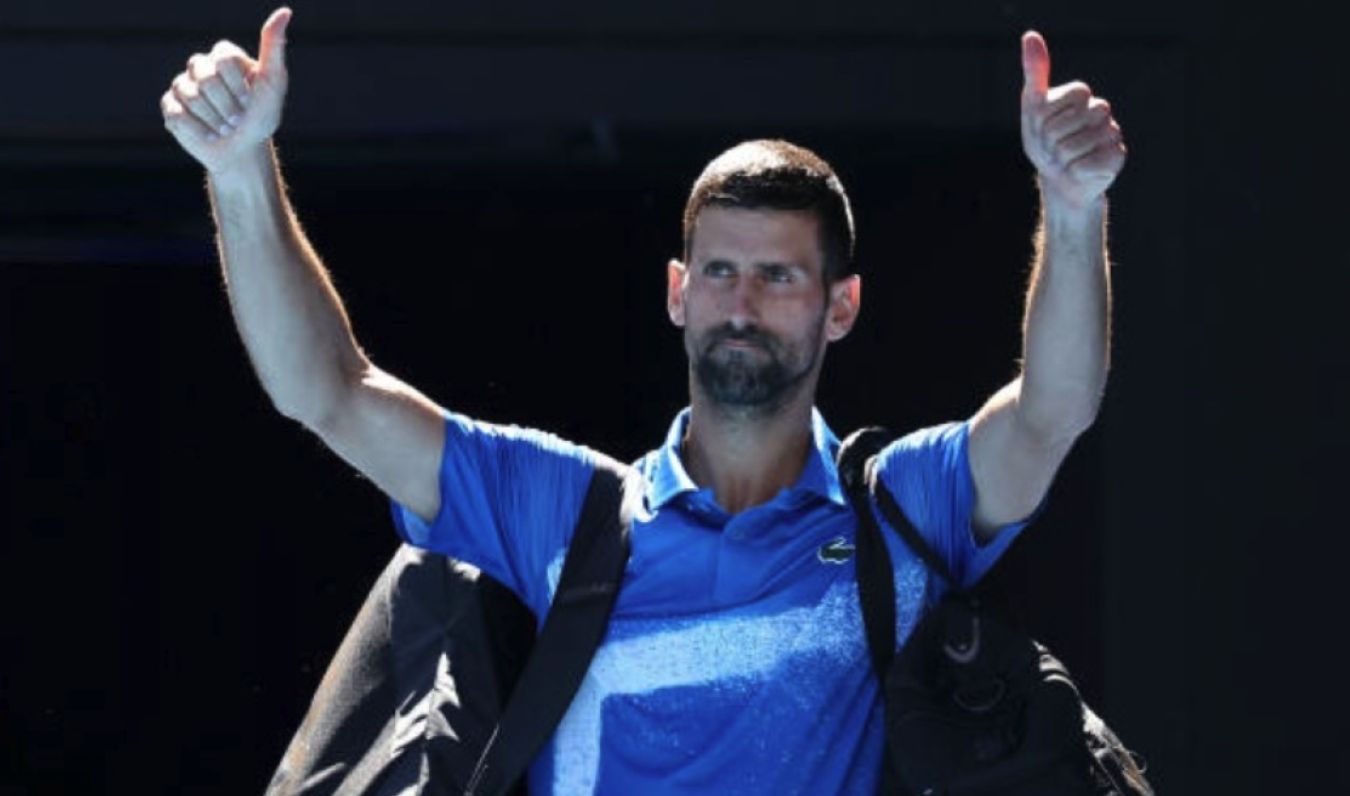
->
[[392, 408, 1028, 795]]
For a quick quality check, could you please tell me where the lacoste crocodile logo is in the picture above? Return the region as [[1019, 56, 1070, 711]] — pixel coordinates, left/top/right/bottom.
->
[[817, 536, 855, 564]]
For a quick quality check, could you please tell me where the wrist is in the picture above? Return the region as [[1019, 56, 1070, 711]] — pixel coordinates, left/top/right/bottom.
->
[[206, 141, 277, 193], [1039, 183, 1106, 233]]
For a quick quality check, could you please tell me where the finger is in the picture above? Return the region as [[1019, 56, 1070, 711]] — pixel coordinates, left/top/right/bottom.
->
[[257, 7, 293, 79], [1067, 134, 1126, 179], [1021, 31, 1051, 102], [161, 90, 214, 145], [1057, 118, 1119, 166], [188, 54, 245, 123], [1025, 83, 1089, 145], [1044, 81, 1093, 116], [171, 73, 229, 135], [1044, 97, 1111, 147], [209, 44, 254, 106]]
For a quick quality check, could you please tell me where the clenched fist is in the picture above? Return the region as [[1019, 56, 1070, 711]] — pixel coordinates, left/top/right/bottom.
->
[[161, 7, 293, 175], [1019, 31, 1126, 209]]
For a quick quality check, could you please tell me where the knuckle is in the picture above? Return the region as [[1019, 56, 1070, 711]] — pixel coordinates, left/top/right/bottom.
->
[[171, 74, 197, 97], [189, 57, 217, 81]]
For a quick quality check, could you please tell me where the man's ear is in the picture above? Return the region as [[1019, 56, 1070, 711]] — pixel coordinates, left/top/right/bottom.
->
[[667, 258, 688, 327], [825, 274, 861, 342]]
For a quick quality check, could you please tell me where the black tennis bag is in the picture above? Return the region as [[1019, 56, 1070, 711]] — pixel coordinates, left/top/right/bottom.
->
[[839, 428, 1154, 796], [265, 455, 642, 796]]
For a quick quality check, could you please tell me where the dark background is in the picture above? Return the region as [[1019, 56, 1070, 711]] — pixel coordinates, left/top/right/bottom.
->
[[1, 1, 1345, 793]]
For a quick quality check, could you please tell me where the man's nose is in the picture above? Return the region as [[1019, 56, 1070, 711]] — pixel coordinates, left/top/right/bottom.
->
[[727, 275, 761, 327]]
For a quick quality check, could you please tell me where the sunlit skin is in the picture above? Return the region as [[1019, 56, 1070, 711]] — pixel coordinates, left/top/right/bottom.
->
[[159, 9, 1124, 546], [667, 207, 860, 514]]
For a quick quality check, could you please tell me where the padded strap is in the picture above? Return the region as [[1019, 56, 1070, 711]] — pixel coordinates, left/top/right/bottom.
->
[[838, 428, 900, 680], [838, 427, 965, 678], [867, 458, 959, 591], [848, 477, 898, 680], [464, 457, 638, 796]]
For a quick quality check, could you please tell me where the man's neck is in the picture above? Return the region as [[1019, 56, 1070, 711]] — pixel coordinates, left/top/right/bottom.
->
[[681, 392, 816, 516]]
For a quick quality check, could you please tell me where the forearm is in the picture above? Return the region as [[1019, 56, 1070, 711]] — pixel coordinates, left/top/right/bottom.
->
[[1016, 189, 1111, 441], [208, 142, 366, 425]]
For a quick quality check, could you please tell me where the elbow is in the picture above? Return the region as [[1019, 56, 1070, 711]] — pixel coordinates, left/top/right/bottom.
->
[[267, 377, 349, 433], [266, 350, 368, 430], [1019, 382, 1105, 446], [1058, 402, 1102, 442], [269, 390, 321, 428], [1059, 384, 1106, 438]]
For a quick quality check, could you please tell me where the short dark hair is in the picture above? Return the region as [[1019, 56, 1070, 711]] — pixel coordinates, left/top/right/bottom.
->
[[682, 139, 855, 283]]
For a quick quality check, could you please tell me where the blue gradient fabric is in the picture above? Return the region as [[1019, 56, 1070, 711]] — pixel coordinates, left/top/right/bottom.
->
[[391, 408, 1029, 795]]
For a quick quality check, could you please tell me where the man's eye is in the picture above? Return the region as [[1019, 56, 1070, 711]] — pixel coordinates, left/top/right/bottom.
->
[[764, 266, 793, 283], [704, 262, 734, 277]]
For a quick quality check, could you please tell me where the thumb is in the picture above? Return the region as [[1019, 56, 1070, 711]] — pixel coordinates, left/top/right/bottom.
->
[[257, 7, 293, 78], [1021, 30, 1050, 102]]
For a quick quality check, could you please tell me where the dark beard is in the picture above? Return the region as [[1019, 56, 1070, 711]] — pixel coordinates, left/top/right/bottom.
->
[[692, 322, 820, 414]]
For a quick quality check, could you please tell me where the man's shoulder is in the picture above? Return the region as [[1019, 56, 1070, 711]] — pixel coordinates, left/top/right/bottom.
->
[[446, 411, 599, 463], [875, 420, 969, 466], [431, 411, 611, 508]]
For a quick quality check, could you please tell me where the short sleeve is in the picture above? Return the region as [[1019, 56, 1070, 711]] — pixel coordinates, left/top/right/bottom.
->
[[873, 421, 1032, 590], [389, 410, 596, 615]]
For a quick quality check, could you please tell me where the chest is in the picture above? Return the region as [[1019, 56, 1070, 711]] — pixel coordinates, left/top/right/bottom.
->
[[540, 490, 930, 668], [613, 497, 859, 613]]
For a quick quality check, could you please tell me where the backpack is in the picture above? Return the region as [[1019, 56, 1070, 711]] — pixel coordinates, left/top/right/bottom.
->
[[838, 427, 1154, 795]]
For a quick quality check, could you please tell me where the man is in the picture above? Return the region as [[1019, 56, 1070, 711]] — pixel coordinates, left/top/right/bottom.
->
[[161, 7, 1125, 794]]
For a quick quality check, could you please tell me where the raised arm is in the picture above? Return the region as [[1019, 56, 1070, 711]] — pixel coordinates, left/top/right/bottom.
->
[[160, 8, 444, 521], [967, 31, 1126, 540]]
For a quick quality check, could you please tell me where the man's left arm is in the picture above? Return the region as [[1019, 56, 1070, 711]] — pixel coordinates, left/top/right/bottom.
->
[[968, 31, 1127, 542]]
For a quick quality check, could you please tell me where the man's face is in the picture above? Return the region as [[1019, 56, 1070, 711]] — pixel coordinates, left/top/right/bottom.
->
[[668, 206, 860, 414]]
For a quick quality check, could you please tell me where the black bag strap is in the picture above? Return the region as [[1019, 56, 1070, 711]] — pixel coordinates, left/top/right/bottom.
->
[[837, 427, 963, 677], [869, 467, 960, 592], [838, 428, 900, 681], [464, 456, 639, 796]]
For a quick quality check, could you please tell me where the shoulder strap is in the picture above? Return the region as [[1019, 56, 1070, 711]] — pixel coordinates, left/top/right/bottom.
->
[[867, 463, 960, 591], [838, 427, 963, 678], [838, 428, 900, 680], [464, 455, 639, 796]]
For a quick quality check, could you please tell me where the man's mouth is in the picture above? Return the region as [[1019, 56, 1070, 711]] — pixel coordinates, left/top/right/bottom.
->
[[711, 338, 771, 359]]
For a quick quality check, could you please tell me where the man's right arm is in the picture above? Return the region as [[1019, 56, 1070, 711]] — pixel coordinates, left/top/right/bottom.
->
[[161, 7, 444, 522]]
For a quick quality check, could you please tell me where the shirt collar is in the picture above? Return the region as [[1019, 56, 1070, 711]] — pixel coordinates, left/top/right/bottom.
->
[[645, 406, 847, 509]]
